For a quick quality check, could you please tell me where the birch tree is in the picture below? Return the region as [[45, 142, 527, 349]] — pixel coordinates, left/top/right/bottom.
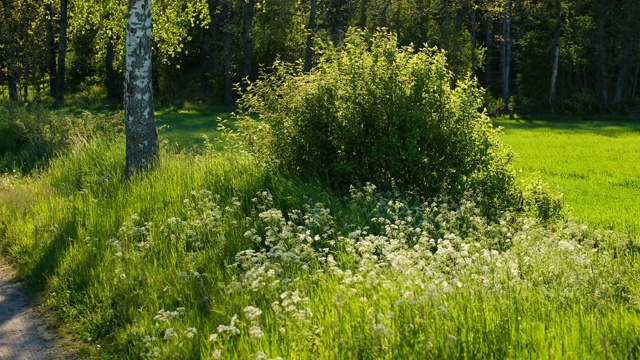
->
[[125, 0, 158, 177]]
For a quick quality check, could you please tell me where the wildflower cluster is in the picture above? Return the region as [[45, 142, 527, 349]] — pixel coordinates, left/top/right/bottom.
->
[[162, 190, 239, 252], [219, 186, 626, 356], [122, 186, 629, 358]]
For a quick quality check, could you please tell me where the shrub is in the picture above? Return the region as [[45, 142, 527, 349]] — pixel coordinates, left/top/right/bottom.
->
[[235, 29, 517, 214], [0, 102, 124, 173]]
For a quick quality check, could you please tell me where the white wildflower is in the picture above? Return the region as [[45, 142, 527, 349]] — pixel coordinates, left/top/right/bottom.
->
[[164, 327, 177, 340], [249, 325, 264, 339], [244, 306, 263, 321], [184, 327, 197, 338]]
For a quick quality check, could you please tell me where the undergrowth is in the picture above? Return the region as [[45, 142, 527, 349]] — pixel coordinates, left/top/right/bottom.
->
[[0, 101, 123, 174], [1, 135, 639, 359]]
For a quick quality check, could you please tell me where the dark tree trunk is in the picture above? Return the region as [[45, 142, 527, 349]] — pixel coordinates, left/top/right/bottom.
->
[[55, 0, 68, 106], [45, 2, 57, 99], [485, 18, 493, 92], [222, 0, 233, 106], [470, 1, 477, 74], [105, 40, 122, 101], [328, 0, 346, 46], [304, 0, 318, 73], [241, 0, 255, 93], [549, 0, 561, 105], [2, 0, 18, 101], [416, 0, 430, 45], [442, 0, 450, 52], [23, 51, 29, 102], [125, 0, 158, 178], [575, 64, 582, 91], [205, 0, 220, 78], [596, 3, 609, 103], [359, 0, 367, 29], [380, 0, 390, 27], [613, 0, 636, 104], [632, 61, 639, 100], [500, 0, 512, 115]]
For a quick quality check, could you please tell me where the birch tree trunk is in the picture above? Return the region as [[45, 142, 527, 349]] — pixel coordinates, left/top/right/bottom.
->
[[55, 0, 68, 106], [125, 0, 159, 178], [304, 0, 318, 73]]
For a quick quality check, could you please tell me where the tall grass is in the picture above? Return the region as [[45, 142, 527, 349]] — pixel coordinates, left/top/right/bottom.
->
[[0, 101, 123, 174], [1, 134, 639, 358]]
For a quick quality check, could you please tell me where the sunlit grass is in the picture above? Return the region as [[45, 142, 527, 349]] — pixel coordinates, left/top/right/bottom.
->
[[497, 119, 640, 237], [0, 131, 638, 358], [1, 115, 640, 358], [156, 107, 235, 150]]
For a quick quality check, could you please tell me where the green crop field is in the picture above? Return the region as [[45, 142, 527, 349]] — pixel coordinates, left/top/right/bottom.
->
[[497, 119, 640, 237]]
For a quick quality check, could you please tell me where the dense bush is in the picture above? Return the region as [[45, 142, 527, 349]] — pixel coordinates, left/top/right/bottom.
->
[[235, 29, 517, 214], [0, 102, 123, 173]]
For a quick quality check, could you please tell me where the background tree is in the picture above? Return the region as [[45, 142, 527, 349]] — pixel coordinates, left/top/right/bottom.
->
[[0, 0, 638, 114], [124, 0, 158, 177], [55, 0, 68, 106], [1, 0, 19, 101]]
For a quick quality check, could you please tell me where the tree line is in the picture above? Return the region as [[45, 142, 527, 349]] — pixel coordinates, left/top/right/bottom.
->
[[1, 0, 638, 115]]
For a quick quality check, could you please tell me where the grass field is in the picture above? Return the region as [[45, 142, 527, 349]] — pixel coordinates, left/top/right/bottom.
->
[[497, 119, 640, 237], [1, 112, 639, 358], [156, 107, 234, 149], [156, 112, 640, 237]]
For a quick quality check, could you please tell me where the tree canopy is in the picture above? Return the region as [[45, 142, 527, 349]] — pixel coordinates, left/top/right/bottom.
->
[[0, 0, 638, 114]]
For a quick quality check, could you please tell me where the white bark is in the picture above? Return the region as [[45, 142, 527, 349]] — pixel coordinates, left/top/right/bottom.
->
[[125, 0, 158, 177]]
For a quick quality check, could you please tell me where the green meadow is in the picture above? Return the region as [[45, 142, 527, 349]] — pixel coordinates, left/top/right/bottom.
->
[[160, 112, 640, 237], [156, 107, 235, 150], [1, 109, 639, 359], [497, 119, 640, 237]]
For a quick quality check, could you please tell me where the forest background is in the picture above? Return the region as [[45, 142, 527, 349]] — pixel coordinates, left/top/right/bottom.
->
[[1, 0, 639, 116]]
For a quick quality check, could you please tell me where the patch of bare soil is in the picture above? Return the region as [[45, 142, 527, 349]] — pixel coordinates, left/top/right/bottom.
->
[[0, 260, 61, 360]]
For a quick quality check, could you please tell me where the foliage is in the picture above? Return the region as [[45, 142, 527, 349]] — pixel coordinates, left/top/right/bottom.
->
[[0, 102, 123, 173], [235, 29, 517, 214], [0, 138, 638, 358], [556, 90, 601, 116]]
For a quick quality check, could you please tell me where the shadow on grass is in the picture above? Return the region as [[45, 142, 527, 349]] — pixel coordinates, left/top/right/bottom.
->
[[494, 117, 640, 137], [25, 217, 78, 293]]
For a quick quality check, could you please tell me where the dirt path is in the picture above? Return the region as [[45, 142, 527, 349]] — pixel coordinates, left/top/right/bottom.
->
[[0, 260, 60, 360]]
